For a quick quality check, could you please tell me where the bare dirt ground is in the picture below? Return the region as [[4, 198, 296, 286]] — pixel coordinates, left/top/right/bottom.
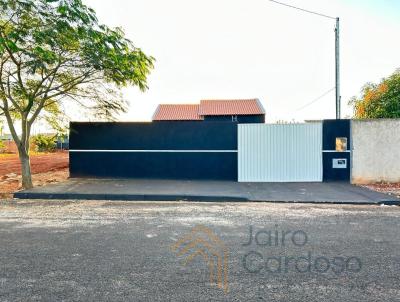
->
[[0, 152, 69, 198], [361, 183, 400, 199]]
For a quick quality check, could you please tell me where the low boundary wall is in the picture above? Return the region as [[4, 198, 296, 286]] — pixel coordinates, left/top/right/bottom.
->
[[351, 119, 400, 184]]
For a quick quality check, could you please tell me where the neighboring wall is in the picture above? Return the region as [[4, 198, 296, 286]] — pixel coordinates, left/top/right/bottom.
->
[[351, 119, 400, 184]]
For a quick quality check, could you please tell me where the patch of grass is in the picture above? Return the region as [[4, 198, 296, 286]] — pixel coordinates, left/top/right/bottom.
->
[[0, 153, 18, 158], [29, 151, 53, 156], [0, 152, 54, 159]]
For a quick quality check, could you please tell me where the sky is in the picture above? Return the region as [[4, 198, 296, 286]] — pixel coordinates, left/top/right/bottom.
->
[[32, 0, 400, 131]]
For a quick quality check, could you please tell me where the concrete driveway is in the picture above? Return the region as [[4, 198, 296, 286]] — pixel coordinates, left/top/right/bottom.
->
[[0, 200, 399, 301], [14, 179, 400, 204]]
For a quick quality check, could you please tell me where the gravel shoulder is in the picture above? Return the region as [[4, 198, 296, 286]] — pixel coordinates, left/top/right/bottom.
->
[[361, 183, 400, 199]]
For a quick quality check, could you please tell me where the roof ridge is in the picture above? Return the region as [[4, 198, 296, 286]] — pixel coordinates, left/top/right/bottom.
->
[[200, 98, 258, 101], [158, 103, 199, 105]]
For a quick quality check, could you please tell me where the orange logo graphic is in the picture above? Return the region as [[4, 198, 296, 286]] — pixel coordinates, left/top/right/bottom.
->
[[171, 225, 229, 293]]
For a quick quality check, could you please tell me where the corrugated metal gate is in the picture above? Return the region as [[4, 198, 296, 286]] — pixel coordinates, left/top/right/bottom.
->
[[238, 123, 323, 182]]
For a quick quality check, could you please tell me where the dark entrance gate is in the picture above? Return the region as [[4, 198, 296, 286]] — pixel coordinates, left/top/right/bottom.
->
[[322, 119, 351, 181], [69, 122, 238, 180]]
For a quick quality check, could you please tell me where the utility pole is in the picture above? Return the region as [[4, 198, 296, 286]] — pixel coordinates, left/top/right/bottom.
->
[[266, 0, 340, 119], [335, 17, 340, 119]]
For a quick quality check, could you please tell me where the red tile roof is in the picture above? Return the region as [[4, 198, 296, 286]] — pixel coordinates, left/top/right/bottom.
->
[[152, 99, 265, 120], [152, 104, 203, 121], [199, 99, 265, 115]]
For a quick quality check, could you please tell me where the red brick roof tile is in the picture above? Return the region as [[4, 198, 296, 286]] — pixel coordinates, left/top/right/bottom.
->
[[152, 99, 265, 121], [152, 104, 203, 121], [199, 99, 265, 115]]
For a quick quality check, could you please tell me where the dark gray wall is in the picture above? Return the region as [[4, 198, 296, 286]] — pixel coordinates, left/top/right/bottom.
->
[[69, 122, 238, 180]]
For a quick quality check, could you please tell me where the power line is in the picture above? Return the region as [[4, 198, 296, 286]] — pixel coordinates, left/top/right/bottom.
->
[[266, 0, 341, 118], [295, 87, 335, 112], [266, 0, 336, 20]]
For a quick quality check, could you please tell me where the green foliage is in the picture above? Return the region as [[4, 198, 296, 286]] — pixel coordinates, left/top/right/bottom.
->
[[350, 69, 400, 118], [0, 0, 154, 128], [0, 0, 154, 187], [32, 134, 56, 152], [0, 139, 5, 152]]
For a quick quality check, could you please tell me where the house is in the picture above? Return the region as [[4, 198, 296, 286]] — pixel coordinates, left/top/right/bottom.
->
[[152, 99, 265, 123]]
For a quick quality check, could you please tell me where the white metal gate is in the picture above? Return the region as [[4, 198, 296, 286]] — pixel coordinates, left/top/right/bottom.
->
[[238, 123, 322, 182]]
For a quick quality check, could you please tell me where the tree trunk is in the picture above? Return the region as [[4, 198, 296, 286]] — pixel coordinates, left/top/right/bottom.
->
[[18, 148, 33, 189], [18, 115, 33, 190], [3, 103, 35, 189]]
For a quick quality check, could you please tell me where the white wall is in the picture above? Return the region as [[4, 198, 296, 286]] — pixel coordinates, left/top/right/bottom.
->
[[351, 119, 400, 184]]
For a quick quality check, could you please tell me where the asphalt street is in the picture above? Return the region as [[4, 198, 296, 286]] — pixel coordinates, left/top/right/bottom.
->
[[0, 200, 399, 301]]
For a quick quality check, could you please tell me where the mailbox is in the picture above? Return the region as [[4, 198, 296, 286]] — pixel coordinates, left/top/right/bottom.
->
[[332, 158, 347, 169]]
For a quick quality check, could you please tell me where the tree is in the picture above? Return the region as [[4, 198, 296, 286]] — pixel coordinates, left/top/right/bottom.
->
[[350, 69, 400, 119], [32, 133, 56, 152], [0, 0, 154, 188]]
